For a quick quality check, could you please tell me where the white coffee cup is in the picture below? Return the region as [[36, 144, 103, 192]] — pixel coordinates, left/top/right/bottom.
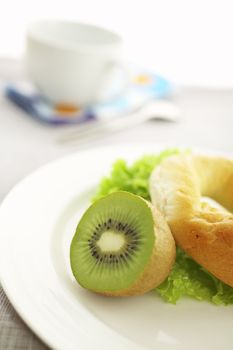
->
[[26, 20, 127, 106]]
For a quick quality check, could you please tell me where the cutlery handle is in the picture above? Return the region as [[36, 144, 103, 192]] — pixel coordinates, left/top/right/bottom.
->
[[57, 100, 179, 144], [58, 109, 150, 144]]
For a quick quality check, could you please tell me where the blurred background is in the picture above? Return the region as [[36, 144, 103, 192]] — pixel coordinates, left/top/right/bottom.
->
[[1, 1, 233, 349], [1, 0, 233, 194], [1, 0, 233, 87]]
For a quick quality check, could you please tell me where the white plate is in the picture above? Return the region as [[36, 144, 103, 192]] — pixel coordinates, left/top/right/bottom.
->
[[0, 144, 232, 350]]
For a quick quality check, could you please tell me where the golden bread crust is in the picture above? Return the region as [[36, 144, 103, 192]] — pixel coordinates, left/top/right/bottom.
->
[[150, 154, 233, 287]]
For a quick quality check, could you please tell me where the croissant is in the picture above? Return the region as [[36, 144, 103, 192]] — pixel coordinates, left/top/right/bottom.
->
[[150, 153, 233, 287]]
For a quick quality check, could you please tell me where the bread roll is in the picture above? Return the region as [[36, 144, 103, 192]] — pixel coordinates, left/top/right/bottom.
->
[[150, 154, 233, 287]]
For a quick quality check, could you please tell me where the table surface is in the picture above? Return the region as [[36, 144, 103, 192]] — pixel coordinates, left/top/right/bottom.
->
[[0, 58, 233, 349]]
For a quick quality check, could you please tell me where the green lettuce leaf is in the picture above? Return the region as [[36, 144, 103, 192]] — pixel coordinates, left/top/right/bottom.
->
[[93, 149, 233, 305], [93, 149, 179, 201], [157, 247, 233, 305]]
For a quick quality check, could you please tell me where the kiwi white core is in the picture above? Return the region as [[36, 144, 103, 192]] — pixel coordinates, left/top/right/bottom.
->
[[96, 231, 125, 252]]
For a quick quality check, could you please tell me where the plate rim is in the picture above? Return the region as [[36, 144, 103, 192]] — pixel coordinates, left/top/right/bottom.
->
[[0, 142, 233, 350]]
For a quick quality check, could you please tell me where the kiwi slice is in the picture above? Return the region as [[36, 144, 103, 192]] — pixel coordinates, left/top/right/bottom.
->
[[70, 191, 175, 296]]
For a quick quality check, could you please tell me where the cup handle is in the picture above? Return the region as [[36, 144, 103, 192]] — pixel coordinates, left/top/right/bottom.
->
[[95, 60, 129, 103]]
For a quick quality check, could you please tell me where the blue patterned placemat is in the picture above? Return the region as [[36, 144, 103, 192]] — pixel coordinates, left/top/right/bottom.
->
[[5, 67, 172, 125]]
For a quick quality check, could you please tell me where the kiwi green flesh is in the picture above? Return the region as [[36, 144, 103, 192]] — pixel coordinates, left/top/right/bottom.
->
[[70, 191, 155, 293]]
